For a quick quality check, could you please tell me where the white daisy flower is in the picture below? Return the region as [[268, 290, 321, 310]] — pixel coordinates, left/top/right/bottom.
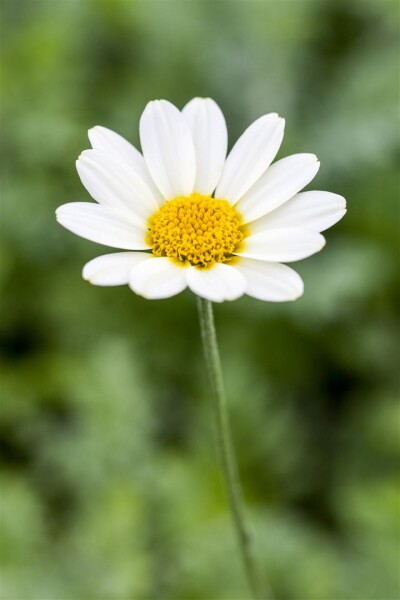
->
[[56, 98, 346, 302]]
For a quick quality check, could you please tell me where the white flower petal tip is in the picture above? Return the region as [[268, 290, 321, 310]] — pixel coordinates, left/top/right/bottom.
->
[[87, 125, 164, 206], [82, 252, 151, 286], [237, 153, 320, 223], [75, 150, 159, 222], [139, 99, 196, 200], [88, 125, 142, 164], [129, 257, 188, 300], [186, 264, 247, 303], [215, 113, 285, 203], [250, 191, 347, 234], [182, 97, 227, 195], [238, 228, 326, 263], [56, 202, 149, 250], [236, 259, 304, 302]]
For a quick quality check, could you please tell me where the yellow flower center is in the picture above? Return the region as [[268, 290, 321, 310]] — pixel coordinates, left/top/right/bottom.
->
[[146, 192, 244, 268]]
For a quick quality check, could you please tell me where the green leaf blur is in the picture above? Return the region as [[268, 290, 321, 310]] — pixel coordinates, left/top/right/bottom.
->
[[1, 1, 398, 599]]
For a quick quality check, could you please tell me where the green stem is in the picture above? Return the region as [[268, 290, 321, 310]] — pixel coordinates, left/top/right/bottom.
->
[[196, 297, 272, 600]]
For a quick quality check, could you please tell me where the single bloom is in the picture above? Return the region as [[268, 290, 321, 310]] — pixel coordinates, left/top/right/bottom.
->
[[56, 98, 346, 302]]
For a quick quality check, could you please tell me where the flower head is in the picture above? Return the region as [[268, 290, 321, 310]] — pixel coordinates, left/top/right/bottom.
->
[[56, 98, 346, 302]]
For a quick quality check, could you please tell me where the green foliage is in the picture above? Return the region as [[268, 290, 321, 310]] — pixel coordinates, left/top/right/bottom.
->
[[1, 1, 398, 598]]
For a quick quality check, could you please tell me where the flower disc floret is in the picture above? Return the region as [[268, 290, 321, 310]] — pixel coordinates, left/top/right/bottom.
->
[[147, 193, 244, 268]]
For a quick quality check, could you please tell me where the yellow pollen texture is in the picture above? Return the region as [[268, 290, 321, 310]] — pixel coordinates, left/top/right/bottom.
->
[[147, 193, 244, 268]]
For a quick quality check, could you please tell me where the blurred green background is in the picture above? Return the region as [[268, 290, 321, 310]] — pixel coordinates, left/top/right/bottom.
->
[[1, 1, 399, 599]]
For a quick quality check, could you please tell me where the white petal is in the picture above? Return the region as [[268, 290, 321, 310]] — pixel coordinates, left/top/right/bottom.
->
[[129, 257, 187, 299], [88, 126, 164, 206], [139, 100, 196, 200], [237, 154, 320, 223], [238, 228, 325, 262], [76, 150, 160, 222], [82, 252, 151, 286], [89, 125, 145, 166], [56, 203, 149, 250], [186, 263, 246, 302], [235, 258, 304, 302], [250, 191, 347, 234], [215, 113, 285, 203], [182, 97, 228, 195]]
